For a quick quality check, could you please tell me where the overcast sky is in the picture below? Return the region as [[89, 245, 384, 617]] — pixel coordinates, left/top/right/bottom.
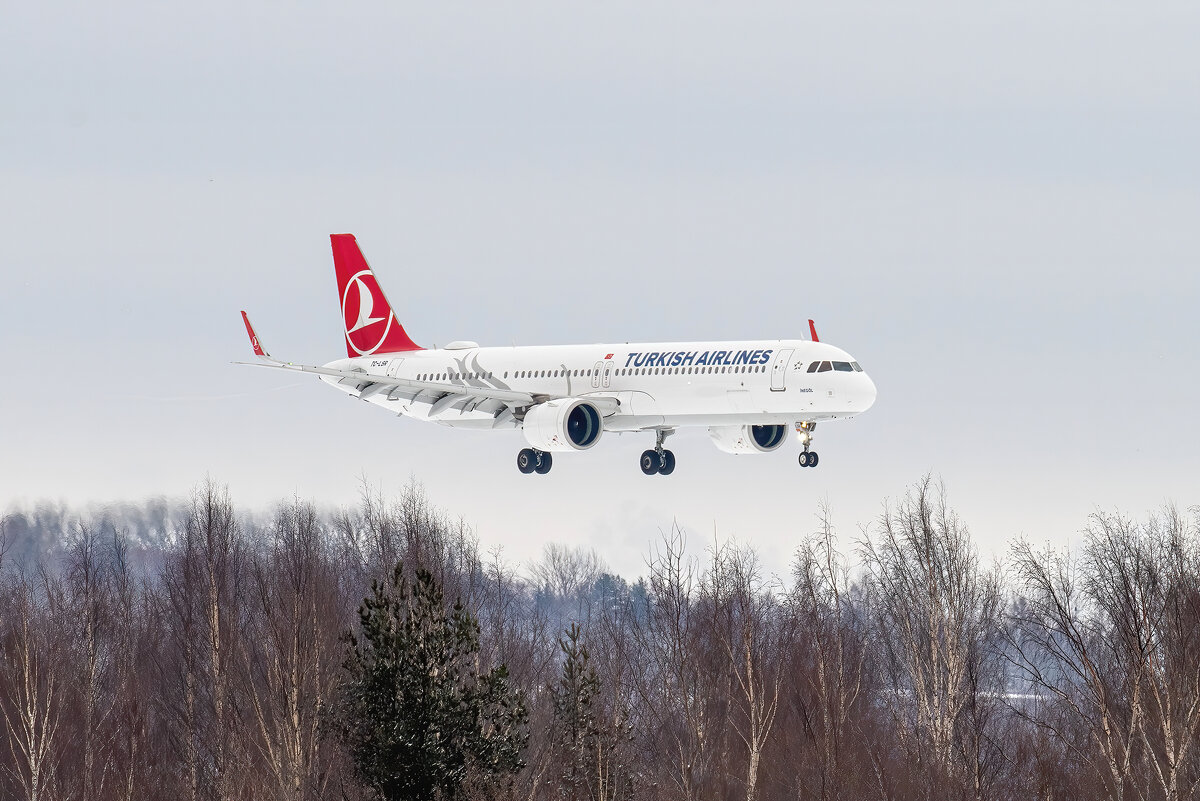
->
[[3, 2, 1198, 578]]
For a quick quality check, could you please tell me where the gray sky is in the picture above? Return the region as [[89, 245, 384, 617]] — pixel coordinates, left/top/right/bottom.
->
[[3, 1, 1198, 578]]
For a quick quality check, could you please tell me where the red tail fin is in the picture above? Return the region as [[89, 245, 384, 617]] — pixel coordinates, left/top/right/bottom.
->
[[331, 234, 422, 357]]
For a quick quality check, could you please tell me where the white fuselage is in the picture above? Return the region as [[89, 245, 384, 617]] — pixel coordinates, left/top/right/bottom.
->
[[319, 338, 876, 432]]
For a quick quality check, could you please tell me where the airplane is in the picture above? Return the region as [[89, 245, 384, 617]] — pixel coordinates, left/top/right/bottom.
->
[[238, 234, 877, 475]]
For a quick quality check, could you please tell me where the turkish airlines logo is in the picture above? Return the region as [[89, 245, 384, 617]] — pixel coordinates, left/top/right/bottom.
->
[[341, 270, 394, 355]]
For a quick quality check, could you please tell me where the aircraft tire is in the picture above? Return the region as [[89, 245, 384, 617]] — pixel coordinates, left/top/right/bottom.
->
[[809, 451, 819, 467], [659, 450, 676, 475], [517, 449, 537, 474], [640, 450, 660, 475], [535, 452, 553, 474], [798, 452, 809, 467]]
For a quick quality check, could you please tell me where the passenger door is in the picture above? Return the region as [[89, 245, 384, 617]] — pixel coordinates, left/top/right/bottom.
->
[[770, 348, 794, 391]]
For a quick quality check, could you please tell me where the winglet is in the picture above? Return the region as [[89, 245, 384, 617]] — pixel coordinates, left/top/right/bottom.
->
[[808, 319, 820, 342], [241, 311, 271, 358]]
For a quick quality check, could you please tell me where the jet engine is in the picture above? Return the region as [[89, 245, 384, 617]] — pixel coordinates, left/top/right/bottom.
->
[[522, 399, 604, 452], [708, 424, 787, 454]]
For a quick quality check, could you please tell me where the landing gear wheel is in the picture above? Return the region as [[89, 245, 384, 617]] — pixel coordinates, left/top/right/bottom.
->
[[798, 452, 810, 467], [534, 452, 553, 474], [517, 449, 537, 474], [640, 450, 661, 475], [659, 450, 676, 475], [809, 451, 819, 467]]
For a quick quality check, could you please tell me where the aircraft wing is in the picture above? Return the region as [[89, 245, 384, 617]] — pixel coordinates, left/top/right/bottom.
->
[[236, 312, 621, 415]]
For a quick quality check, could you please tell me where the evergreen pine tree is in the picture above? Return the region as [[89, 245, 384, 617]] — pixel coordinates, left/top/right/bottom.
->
[[552, 622, 602, 798], [550, 623, 636, 801], [340, 563, 528, 801]]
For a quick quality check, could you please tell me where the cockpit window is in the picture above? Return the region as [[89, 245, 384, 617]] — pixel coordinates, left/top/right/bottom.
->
[[816, 361, 832, 373], [806, 362, 819, 373], [851, 362, 863, 372], [832, 361, 853, 372]]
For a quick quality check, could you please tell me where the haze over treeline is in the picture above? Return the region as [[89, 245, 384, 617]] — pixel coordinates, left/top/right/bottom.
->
[[0, 478, 1197, 801]]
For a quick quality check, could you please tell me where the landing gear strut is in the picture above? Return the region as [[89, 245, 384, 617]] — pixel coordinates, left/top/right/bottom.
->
[[517, 448, 553, 475], [796, 421, 820, 468], [640, 429, 676, 476]]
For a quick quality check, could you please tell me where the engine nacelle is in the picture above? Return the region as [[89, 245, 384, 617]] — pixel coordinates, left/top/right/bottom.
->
[[522, 399, 604, 452], [708, 424, 788, 454]]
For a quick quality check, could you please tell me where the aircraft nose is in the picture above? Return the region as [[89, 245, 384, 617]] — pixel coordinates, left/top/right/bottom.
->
[[860, 372, 877, 411]]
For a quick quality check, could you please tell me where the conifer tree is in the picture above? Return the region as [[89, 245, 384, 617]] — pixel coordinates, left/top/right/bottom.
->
[[551, 623, 635, 801], [340, 563, 528, 801], [552, 622, 601, 798]]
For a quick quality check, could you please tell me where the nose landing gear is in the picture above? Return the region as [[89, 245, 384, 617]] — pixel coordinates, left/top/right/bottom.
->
[[796, 421, 819, 468], [640, 429, 676, 476]]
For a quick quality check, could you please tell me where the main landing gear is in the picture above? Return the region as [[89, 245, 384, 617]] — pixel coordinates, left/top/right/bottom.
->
[[640, 429, 676, 476], [517, 448, 553, 475], [797, 421, 819, 468]]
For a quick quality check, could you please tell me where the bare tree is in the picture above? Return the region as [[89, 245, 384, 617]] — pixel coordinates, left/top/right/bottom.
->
[[106, 528, 152, 801], [859, 477, 1005, 800], [61, 523, 116, 801], [530, 544, 604, 614], [241, 500, 346, 801], [629, 524, 727, 801], [156, 480, 245, 801], [706, 540, 785, 801], [1009, 506, 1200, 801], [790, 505, 874, 801], [0, 573, 63, 801]]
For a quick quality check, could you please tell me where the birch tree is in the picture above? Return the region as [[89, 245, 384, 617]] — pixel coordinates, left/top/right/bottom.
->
[[241, 501, 345, 801], [1009, 506, 1200, 801], [0, 575, 63, 801], [790, 507, 873, 801], [708, 542, 785, 801], [629, 525, 721, 801], [860, 477, 1004, 800]]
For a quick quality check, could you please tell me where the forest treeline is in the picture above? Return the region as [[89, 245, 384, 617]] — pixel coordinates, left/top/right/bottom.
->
[[0, 477, 1197, 801]]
